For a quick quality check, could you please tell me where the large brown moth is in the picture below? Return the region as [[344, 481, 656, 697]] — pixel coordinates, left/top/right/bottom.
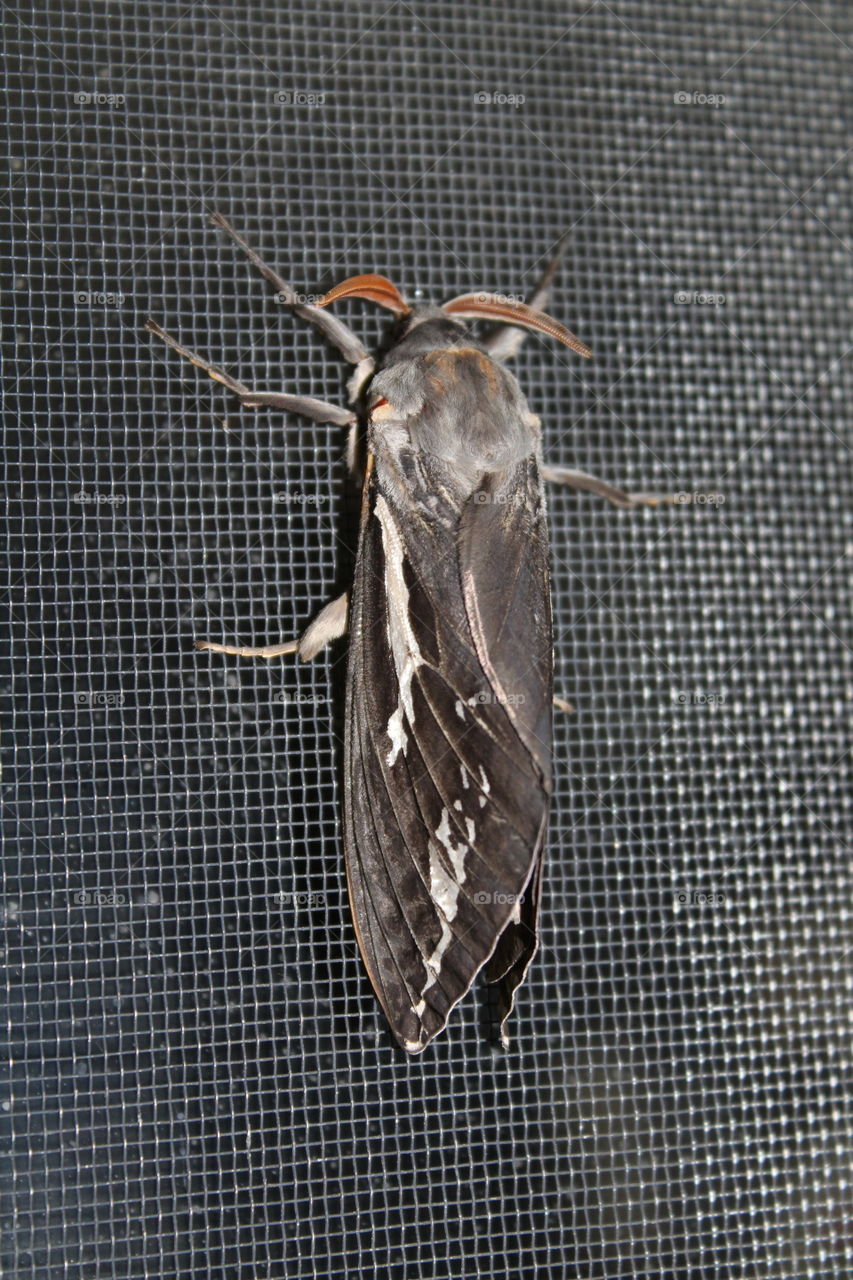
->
[[148, 215, 669, 1053]]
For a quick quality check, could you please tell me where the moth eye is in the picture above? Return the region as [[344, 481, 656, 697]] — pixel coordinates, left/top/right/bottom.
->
[[370, 398, 396, 421]]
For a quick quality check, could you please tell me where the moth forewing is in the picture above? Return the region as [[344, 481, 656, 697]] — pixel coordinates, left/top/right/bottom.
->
[[342, 337, 553, 1053]]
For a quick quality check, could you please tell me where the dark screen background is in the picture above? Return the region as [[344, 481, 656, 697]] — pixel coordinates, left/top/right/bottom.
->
[[3, 3, 851, 1277]]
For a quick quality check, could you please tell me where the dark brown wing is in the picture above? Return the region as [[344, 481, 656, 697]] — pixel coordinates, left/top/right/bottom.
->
[[343, 436, 553, 1052]]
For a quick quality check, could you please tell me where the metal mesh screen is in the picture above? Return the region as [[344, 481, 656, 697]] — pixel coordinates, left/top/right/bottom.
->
[[4, 2, 851, 1277]]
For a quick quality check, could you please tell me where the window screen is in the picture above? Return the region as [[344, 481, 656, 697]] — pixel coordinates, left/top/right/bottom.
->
[[4, 2, 851, 1277]]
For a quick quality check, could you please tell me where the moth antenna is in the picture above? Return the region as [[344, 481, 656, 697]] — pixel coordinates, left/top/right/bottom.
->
[[442, 293, 592, 358], [318, 274, 410, 315]]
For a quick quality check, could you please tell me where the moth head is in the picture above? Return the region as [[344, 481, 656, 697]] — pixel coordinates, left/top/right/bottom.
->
[[441, 293, 592, 359], [317, 274, 410, 316]]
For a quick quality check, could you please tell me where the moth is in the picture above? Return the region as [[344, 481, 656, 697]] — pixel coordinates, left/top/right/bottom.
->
[[148, 215, 668, 1053]]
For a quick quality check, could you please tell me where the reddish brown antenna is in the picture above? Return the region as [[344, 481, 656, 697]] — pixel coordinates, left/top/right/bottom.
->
[[318, 274, 410, 315], [442, 293, 592, 358]]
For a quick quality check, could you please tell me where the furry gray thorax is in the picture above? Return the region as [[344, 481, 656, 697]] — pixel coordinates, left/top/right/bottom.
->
[[369, 311, 538, 487]]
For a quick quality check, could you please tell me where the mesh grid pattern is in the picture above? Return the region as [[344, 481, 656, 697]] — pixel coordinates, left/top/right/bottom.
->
[[3, 3, 851, 1277]]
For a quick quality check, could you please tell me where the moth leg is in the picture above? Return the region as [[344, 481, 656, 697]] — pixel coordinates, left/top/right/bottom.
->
[[482, 231, 571, 363], [146, 320, 355, 426], [196, 639, 299, 659], [542, 465, 675, 509], [196, 592, 348, 663], [236, 391, 355, 427], [209, 213, 375, 398], [553, 695, 575, 714]]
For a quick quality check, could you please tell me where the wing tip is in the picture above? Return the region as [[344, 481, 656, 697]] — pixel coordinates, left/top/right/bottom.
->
[[392, 1010, 446, 1056]]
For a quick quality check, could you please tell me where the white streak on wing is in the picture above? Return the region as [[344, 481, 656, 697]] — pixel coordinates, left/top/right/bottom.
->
[[454, 699, 466, 720], [465, 817, 476, 843], [460, 766, 469, 790], [478, 764, 490, 808], [413, 999, 426, 1018], [436, 807, 467, 884], [421, 808, 472, 995], [428, 837, 461, 922], [374, 495, 424, 767], [385, 707, 407, 768], [422, 918, 453, 993]]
